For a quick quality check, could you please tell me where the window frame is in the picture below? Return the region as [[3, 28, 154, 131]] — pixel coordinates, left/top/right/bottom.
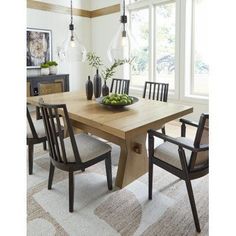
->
[[127, 0, 209, 103]]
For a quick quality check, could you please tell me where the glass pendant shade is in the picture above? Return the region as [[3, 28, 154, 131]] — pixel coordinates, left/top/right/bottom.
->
[[107, 25, 134, 62], [58, 0, 86, 62], [107, 0, 136, 62], [58, 32, 86, 62]]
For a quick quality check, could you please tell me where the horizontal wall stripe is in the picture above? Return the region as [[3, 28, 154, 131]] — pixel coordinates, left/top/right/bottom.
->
[[90, 4, 120, 18], [27, 0, 120, 18]]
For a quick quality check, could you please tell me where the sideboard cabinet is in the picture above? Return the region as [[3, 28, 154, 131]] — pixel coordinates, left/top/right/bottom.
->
[[27, 74, 69, 96]]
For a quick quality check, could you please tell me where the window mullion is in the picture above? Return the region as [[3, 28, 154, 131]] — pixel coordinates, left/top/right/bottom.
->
[[149, 4, 154, 82]]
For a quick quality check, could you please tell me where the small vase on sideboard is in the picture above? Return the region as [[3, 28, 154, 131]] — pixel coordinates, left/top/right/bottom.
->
[[41, 68, 49, 75], [49, 65, 58, 75]]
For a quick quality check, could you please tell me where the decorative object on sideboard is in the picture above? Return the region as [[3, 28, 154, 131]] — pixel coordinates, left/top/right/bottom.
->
[[87, 52, 103, 98], [107, 0, 136, 62], [27, 28, 52, 68], [58, 0, 86, 62], [40, 63, 50, 75], [85, 76, 93, 100], [48, 61, 58, 75]]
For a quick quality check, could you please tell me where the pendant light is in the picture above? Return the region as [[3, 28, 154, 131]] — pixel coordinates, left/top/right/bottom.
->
[[58, 0, 86, 62], [107, 0, 135, 62]]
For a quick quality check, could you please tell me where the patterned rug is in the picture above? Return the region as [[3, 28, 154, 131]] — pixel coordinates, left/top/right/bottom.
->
[[27, 142, 208, 236]]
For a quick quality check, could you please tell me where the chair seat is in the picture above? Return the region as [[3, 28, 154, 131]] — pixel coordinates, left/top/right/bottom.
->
[[27, 119, 46, 139], [154, 137, 193, 169], [64, 133, 112, 163]]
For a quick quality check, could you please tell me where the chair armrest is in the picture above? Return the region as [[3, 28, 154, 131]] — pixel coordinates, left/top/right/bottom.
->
[[179, 118, 198, 137], [148, 129, 207, 152], [179, 118, 199, 128]]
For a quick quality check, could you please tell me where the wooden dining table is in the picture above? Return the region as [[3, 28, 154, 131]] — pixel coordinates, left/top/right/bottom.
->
[[27, 91, 193, 188]]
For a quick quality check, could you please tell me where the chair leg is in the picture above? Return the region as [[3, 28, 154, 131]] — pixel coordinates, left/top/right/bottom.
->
[[36, 107, 41, 120], [105, 154, 113, 190], [161, 126, 166, 135], [69, 172, 74, 212], [43, 141, 47, 150], [148, 157, 153, 200], [48, 162, 55, 190], [179, 147, 201, 233], [185, 178, 201, 233], [28, 144, 34, 175]]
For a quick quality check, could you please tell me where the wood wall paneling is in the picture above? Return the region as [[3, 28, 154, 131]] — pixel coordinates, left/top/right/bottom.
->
[[27, 0, 120, 18]]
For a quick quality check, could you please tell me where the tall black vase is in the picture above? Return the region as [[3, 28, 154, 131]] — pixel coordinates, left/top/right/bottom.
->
[[93, 69, 102, 98], [102, 81, 109, 96], [85, 76, 93, 100]]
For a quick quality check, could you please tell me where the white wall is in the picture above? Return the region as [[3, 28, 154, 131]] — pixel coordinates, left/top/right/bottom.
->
[[38, 0, 91, 10], [27, 5, 91, 91], [90, 0, 123, 86], [91, 0, 120, 10]]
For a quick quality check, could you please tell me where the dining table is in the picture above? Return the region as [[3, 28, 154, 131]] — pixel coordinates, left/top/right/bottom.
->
[[27, 91, 193, 188]]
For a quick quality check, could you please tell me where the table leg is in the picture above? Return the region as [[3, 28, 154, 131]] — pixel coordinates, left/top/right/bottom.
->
[[115, 133, 148, 188]]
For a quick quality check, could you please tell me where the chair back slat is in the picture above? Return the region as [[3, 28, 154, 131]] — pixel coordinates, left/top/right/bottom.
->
[[143, 81, 169, 102], [152, 83, 156, 100], [54, 109, 68, 164], [42, 107, 57, 160], [190, 113, 209, 170], [156, 83, 160, 101], [148, 83, 152, 99], [40, 102, 82, 165], [49, 108, 63, 163], [27, 107, 38, 139], [110, 79, 130, 94], [143, 82, 147, 98]]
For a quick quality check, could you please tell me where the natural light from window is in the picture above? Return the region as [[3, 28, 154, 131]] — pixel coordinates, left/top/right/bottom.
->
[[192, 0, 209, 96], [155, 2, 176, 91], [130, 8, 149, 88]]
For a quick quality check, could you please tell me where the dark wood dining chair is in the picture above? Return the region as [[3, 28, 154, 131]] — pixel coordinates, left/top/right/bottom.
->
[[40, 102, 113, 212], [148, 113, 209, 232], [27, 107, 47, 175], [110, 78, 130, 94], [143, 81, 169, 102], [143, 81, 169, 134]]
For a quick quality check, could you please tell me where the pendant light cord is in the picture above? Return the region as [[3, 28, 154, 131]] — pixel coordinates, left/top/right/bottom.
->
[[122, 0, 126, 32], [70, 0, 73, 25], [123, 0, 125, 16]]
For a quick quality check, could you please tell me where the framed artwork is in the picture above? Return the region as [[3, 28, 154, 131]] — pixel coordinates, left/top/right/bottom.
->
[[27, 28, 52, 68]]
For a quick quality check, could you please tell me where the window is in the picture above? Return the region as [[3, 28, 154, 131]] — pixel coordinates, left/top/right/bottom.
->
[[191, 0, 209, 96], [155, 2, 176, 91], [130, 8, 149, 88], [128, 0, 209, 100]]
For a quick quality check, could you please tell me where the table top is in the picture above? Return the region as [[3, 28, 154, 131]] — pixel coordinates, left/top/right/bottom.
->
[[27, 91, 193, 139]]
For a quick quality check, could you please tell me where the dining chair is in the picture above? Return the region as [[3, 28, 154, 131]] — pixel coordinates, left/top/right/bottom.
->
[[143, 81, 169, 134], [148, 113, 209, 232], [40, 102, 113, 212], [27, 106, 47, 175], [143, 81, 169, 102], [110, 78, 130, 95], [36, 81, 64, 120]]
